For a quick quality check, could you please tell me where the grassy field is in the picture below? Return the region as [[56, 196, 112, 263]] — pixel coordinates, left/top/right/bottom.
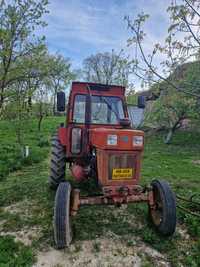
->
[[0, 117, 200, 267]]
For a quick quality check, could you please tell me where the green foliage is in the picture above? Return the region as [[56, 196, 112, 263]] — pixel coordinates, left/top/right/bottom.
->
[[126, 1, 200, 106], [126, 93, 138, 105], [41, 53, 76, 114], [0, 0, 75, 148], [0, 0, 49, 109], [146, 88, 195, 128], [184, 216, 200, 237], [0, 235, 35, 267], [143, 61, 200, 143]]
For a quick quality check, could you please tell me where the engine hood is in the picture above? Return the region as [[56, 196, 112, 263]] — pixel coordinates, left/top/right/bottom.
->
[[89, 128, 144, 150]]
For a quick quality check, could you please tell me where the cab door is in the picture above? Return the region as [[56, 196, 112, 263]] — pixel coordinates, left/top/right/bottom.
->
[[66, 94, 89, 158]]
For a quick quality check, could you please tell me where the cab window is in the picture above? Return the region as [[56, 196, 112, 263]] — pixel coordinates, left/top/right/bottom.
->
[[91, 96, 125, 124], [73, 95, 86, 123]]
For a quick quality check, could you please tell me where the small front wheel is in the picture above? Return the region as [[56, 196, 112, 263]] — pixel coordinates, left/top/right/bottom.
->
[[149, 180, 176, 236], [53, 182, 73, 249]]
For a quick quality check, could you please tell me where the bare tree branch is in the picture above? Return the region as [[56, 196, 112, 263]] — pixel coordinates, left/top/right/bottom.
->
[[125, 15, 200, 98]]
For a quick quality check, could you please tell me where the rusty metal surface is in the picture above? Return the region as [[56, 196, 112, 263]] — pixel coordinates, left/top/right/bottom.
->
[[71, 189, 80, 216], [102, 185, 143, 196], [79, 193, 149, 206], [70, 187, 155, 214]]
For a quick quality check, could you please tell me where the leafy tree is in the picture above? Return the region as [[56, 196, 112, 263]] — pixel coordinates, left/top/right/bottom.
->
[[145, 87, 196, 143], [0, 0, 48, 114], [4, 80, 31, 146], [124, 1, 200, 143], [33, 81, 50, 133], [2, 43, 50, 145], [47, 54, 76, 114], [0, 0, 76, 155], [125, 0, 200, 98], [83, 50, 131, 87]]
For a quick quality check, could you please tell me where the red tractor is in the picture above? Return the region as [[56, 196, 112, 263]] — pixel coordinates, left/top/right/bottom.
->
[[50, 82, 176, 249]]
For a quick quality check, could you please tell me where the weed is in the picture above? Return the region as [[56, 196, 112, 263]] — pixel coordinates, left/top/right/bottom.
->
[[0, 235, 35, 266], [74, 243, 82, 253], [92, 241, 101, 253]]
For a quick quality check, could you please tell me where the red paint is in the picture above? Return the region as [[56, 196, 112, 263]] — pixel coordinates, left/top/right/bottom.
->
[[56, 81, 149, 207], [70, 164, 87, 182], [58, 127, 67, 146], [90, 128, 144, 150]]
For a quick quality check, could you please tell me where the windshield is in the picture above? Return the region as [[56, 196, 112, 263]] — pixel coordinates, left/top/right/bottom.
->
[[73, 94, 125, 124]]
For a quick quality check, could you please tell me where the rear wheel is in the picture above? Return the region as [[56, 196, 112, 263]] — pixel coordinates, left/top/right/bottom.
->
[[149, 180, 176, 236], [53, 182, 73, 249], [49, 134, 66, 189]]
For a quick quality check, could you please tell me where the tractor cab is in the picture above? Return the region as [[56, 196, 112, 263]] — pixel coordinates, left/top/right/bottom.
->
[[52, 81, 176, 249], [58, 82, 144, 159]]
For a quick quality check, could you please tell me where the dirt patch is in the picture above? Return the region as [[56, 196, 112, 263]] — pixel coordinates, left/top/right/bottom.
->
[[34, 237, 171, 267], [3, 199, 34, 218], [0, 227, 41, 246], [177, 225, 190, 240], [192, 160, 200, 165], [137, 244, 171, 267], [3, 201, 24, 214]]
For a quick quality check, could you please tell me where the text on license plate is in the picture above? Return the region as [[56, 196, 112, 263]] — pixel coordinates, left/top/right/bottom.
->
[[112, 168, 133, 179]]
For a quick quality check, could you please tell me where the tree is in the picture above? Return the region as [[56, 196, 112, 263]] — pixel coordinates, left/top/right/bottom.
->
[[0, 0, 48, 114], [47, 54, 76, 114], [33, 81, 50, 133], [145, 86, 196, 143], [125, 0, 200, 98], [83, 50, 131, 87], [4, 80, 31, 146], [124, 1, 200, 143]]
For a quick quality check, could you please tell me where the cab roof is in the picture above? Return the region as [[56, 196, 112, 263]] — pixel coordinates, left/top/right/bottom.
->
[[71, 81, 125, 96]]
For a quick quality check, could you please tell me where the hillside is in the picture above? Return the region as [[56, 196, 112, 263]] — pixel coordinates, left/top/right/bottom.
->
[[127, 61, 200, 105]]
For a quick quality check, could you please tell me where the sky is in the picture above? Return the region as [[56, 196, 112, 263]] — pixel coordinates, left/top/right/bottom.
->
[[39, 0, 172, 87]]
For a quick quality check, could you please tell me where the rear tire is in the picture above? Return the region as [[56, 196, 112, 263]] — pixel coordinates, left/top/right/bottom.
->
[[49, 134, 66, 189], [149, 179, 176, 236], [53, 182, 72, 249]]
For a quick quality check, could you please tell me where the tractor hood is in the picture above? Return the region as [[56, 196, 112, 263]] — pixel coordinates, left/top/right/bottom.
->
[[89, 128, 144, 151]]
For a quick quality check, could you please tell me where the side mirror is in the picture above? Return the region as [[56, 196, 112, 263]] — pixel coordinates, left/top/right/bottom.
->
[[57, 91, 66, 112], [137, 95, 146, 109]]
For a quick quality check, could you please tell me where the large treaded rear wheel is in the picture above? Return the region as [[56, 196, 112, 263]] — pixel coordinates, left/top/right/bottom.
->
[[149, 179, 176, 236], [53, 182, 72, 249], [49, 134, 66, 189]]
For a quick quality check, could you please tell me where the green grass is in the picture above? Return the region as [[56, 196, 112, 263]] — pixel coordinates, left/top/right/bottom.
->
[[0, 118, 200, 266], [0, 117, 64, 180], [0, 235, 35, 267]]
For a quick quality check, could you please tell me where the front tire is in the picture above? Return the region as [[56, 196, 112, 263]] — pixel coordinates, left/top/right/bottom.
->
[[49, 134, 66, 189], [149, 180, 176, 236], [53, 182, 73, 249]]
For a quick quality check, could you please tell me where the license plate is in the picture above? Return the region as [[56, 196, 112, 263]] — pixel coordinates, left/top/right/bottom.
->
[[112, 168, 133, 180]]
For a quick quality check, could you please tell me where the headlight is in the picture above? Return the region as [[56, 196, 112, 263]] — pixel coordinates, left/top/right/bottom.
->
[[107, 134, 117, 145], [133, 136, 143, 146], [71, 128, 82, 153]]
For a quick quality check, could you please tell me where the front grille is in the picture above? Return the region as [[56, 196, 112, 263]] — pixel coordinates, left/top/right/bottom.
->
[[108, 153, 136, 180]]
